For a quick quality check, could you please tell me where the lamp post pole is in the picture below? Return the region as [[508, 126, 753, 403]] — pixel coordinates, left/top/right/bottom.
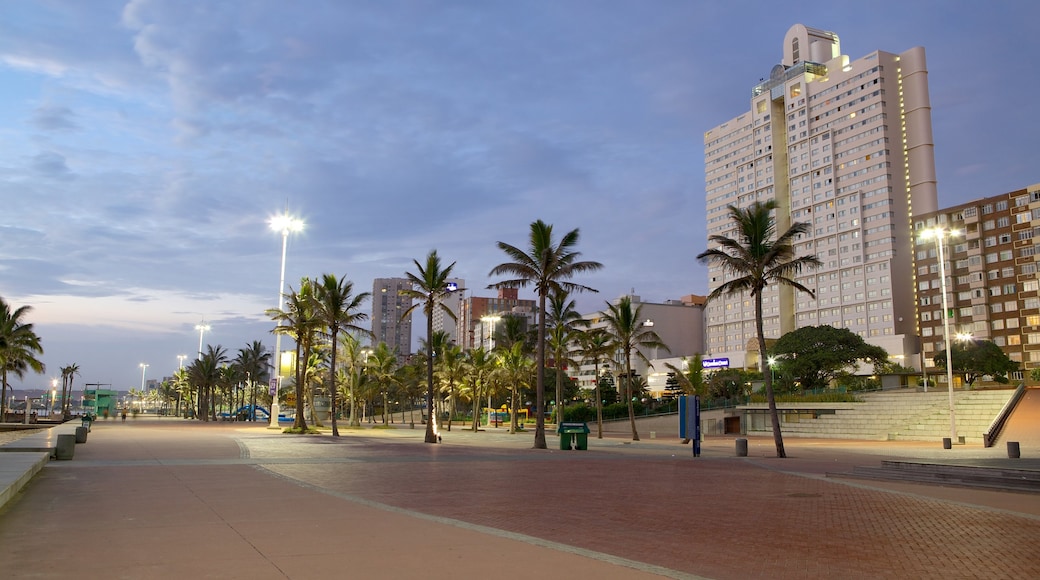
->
[[195, 321, 210, 361], [139, 363, 148, 412], [177, 354, 187, 369], [269, 212, 304, 429], [930, 228, 958, 443]]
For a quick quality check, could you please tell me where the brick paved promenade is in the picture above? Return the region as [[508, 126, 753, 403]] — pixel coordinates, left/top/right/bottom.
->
[[1, 419, 1038, 579]]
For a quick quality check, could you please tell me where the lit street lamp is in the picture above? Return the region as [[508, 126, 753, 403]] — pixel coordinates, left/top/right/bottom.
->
[[177, 354, 187, 369], [480, 315, 501, 351], [195, 321, 211, 361], [139, 362, 149, 411], [921, 227, 960, 444], [51, 378, 57, 416], [269, 210, 304, 429]]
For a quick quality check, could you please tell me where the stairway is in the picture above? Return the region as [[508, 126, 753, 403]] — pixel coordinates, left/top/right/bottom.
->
[[830, 460, 1040, 493], [745, 389, 1014, 443]]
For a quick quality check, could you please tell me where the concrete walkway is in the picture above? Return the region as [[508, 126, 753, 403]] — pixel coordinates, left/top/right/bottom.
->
[[1, 419, 1039, 579]]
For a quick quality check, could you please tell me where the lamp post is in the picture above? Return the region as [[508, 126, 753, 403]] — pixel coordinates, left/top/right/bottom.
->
[[767, 356, 776, 384], [480, 315, 501, 351], [51, 379, 57, 416], [268, 211, 304, 429], [922, 227, 959, 443], [139, 363, 148, 412], [195, 321, 210, 361], [177, 354, 187, 369]]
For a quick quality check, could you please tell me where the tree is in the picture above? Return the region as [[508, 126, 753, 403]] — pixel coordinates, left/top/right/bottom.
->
[[60, 363, 81, 418], [577, 328, 612, 438], [545, 289, 588, 425], [664, 355, 705, 398], [235, 341, 271, 421], [313, 273, 371, 436], [489, 220, 603, 449], [463, 346, 496, 432], [0, 298, 46, 420], [771, 325, 889, 392], [400, 250, 460, 443], [933, 339, 1018, 388], [187, 345, 229, 421], [1031, 367, 1040, 385], [696, 200, 820, 458], [437, 344, 465, 430], [496, 342, 534, 433], [600, 296, 668, 441], [367, 341, 398, 425], [268, 278, 320, 431]]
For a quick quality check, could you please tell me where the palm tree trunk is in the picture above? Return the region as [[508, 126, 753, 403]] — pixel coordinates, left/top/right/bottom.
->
[[533, 291, 547, 449], [1, 370, 8, 420], [757, 294, 786, 458], [424, 312, 438, 443], [594, 362, 603, 439], [330, 332, 339, 437], [626, 348, 640, 441], [555, 364, 564, 425]]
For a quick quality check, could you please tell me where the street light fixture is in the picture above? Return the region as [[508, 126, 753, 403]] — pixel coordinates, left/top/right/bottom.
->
[[195, 321, 210, 361], [921, 226, 960, 444], [139, 363, 149, 412], [480, 315, 501, 351], [177, 354, 187, 369], [268, 210, 304, 429]]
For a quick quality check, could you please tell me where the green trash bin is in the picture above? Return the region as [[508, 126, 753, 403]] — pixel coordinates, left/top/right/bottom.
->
[[556, 422, 590, 450]]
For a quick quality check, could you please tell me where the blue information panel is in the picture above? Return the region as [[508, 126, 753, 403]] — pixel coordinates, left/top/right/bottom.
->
[[678, 395, 701, 458]]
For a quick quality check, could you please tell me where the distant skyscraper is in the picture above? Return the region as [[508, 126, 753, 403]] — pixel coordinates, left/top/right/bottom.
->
[[455, 288, 536, 350], [431, 278, 465, 346], [372, 278, 413, 356], [703, 24, 938, 370]]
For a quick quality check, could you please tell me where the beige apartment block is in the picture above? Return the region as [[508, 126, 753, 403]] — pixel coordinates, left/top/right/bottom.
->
[[703, 24, 937, 371], [372, 277, 414, 357]]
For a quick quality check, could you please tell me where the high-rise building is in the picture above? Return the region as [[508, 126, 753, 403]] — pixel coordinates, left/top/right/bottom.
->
[[372, 278, 413, 356], [914, 184, 1040, 384], [431, 278, 465, 346], [455, 288, 536, 350], [703, 24, 938, 370]]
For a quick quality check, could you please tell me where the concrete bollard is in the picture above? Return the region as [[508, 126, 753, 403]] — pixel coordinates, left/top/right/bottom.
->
[[942, 437, 952, 450], [75, 426, 88, 443], [736, 438, 748, 457], [1008, 441, 1021, 459], [55, 434, 76, 460]]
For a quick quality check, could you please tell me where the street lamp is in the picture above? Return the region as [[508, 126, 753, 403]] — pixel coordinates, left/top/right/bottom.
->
[[767, 356, 777, 383], [139, 363, 149, 412], [269, 210, 304, 429], [480, 315, 501, 351], [921, 227, 960, 444], [177, 354, 187, 369], [195, 321, 210, 360], [51, 378, 57, 416]]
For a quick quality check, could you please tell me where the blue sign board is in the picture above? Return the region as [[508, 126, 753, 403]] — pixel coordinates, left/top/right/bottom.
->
[[703, 357, 730, 369]]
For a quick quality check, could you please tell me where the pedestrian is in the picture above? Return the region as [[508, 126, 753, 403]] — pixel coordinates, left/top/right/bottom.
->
[[121, 409, 127, 422]]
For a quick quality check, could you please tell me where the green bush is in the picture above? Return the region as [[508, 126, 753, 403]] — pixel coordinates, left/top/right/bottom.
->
[[563, 405, 596, 423]]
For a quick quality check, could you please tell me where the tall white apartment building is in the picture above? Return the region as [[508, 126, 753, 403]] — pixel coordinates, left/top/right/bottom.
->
[[703, 24, 938, 370]]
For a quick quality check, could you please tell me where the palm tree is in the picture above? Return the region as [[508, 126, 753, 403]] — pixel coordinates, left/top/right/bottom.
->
[[400, 250, 460, 443], [496, 342, 534, 434], [464, 346, 496, 432], [437, 344, 465, 430], [696, 200, 820, 458], [187, 345, 229, 421], [0, 298, 46, 420], [268, 278, 320, 430], [489, 220, 603, 449], [367, 342, 398, 425], [172, 368, 193, 417], [337, 333, 368, 426], [60, 363, 81, 418], [600, 295, 669, 441], [235, 341, 271, 421], [545, 289, 588, 424], [313, 273, 371, 436], [577, 328, 612, 438]]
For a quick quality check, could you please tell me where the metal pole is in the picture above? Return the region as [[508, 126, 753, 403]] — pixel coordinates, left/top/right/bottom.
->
[[269, 228, 289, 429], [935, 231, 957, 442]]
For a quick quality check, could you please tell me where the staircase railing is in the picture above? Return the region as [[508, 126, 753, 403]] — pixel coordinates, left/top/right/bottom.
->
[[983, 384, 1026, 448]]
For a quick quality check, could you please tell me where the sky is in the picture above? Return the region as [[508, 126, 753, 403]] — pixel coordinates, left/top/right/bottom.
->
[[2, 0, 1039, 392]]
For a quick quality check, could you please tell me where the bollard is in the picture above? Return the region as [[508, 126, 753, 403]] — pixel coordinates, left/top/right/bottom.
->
[[55, 434, 76, 460], [1007, 441, 1021, 459], [736, 438, 748, 457], [942, 437, 952, 450], [75, 426, 88, 444]]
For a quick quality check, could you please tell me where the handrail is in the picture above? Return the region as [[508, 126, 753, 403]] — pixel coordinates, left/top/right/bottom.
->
[[983, 384, 1026, 448]]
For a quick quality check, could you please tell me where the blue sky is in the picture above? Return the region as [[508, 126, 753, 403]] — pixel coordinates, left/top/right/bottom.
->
[[2, 0, 1038, 391]]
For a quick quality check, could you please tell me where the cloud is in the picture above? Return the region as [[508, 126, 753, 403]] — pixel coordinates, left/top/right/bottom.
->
[[31, 104, 79, 131], [30, 151, 73, 179]]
